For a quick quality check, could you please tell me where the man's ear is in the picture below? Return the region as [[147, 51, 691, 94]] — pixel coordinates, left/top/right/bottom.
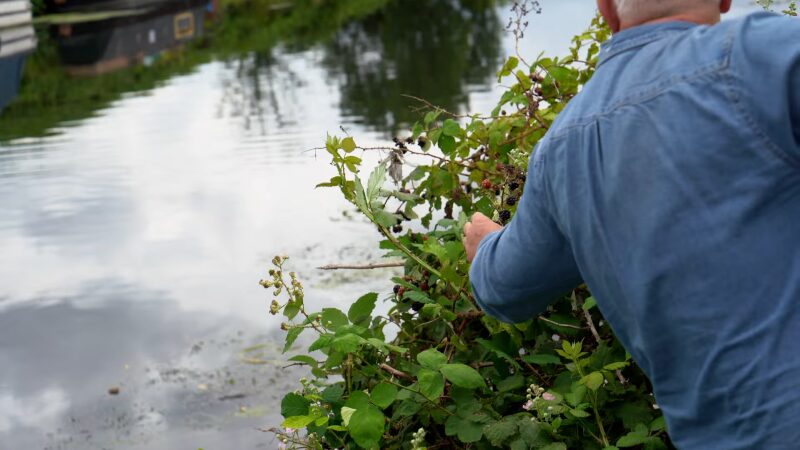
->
[[720, 0, 732, 13], [597, 0, 621, 33]]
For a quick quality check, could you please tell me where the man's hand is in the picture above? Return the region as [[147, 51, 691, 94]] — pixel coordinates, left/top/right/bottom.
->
[[464, 212, 503, 262]]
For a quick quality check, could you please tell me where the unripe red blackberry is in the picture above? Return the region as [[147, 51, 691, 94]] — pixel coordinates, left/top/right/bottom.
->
[[420, 282, 429, 291], [397, 287, 406, 298], [481, 179, 493, 189], [499, 210, 512, 224], [506, 196, 518, 206]]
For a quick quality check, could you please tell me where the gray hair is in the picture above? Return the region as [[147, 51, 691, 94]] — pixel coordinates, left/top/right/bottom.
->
[[614, 0, 718, 22]]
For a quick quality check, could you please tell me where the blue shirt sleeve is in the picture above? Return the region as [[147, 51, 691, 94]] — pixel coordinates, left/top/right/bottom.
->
[[469, 149, 582, 323], [731, 13, 800, 166]]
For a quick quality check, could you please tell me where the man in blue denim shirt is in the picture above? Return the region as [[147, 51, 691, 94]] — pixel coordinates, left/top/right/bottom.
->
[[464, 0, 800, 448]]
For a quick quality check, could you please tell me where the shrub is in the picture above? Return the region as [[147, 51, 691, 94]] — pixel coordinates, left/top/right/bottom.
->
[[262, 13, 672, 450]]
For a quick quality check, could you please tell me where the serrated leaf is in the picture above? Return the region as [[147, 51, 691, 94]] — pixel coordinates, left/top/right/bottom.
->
[[331, 333, 364, 354], [340, 406, 356, 427], [583, 296, 597, 310], [617, 431, 648, 447], [349, 405, 385, 449], [283, 327, 303, 353], [650, 416, 666, 432], [483, 419, 517, 446], [281, 393, 310, 418], [442, 119, 461, 137], [321, 385, 344, 404], [580, 372, 605, 391], [282, 415, 315, 428], [417, 348, 448, 370], [321, 308, 349, 330], [445, 414, 484, 443], [569, 408, 591, 418], [348, 292, 377, 324], [417, 368, 445, 400], [367, 164, 387, 203], [438, 134, 456, 155], [540, 444, 567, 450], [403, 290, 434, 304], [394, 400, 421, 417], [370, 383, 398, 410], [287, 355, 317, 367], [440, 364, 486, 389], [603, 361, 629, 371]]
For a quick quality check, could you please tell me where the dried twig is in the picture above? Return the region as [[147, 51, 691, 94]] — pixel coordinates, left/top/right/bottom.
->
[[538, 316, 583, 330], [317, 262, 404, 270], [379, 363, 413, 381]]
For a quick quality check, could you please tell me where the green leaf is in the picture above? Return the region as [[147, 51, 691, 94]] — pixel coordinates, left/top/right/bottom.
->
[[282, 415, 316, 428], [348, 292, 377, 324], [321, 308, 349, 330], [340, 406, 356, 427], [483, 419, 517, 446], [650, 416, 666, 432], [617, 432, 648, 447], [353, 176, 369, 214], [394, 400, 421, 417], [583, 296, 597, 310], [349, 405, 385, 449], [569, 408, 591, 418], [331, 333, 364, 354], [281, 393, 310, 418], [541, 444, 568, 450], [603, 361, 629, 371], [283, 327, 303, 353], [417, 368, 445, 400], [370, 383, 398, 410], [403, 290, 434, 304], [580, 371, 605, 391], [445, 415, 484, 443], [440, 364, 486, 389], [287, 355, 317, 367], [424, 110, 441, 126], [442, 119, 461, 137], [367, 164, 387, 203], [341, 137, 356, 153], [321, 385, 344, 404], [417, 348, 448, 370], [308, 334, 333, 352], [438, 134, 456, 155], [497, 374, 525, 393], [522, 354, 562, 366]]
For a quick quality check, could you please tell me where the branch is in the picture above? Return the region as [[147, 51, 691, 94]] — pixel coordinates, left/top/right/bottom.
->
[[538, 316, 583, 330], [379, 363, 413, 381], [317, 262, 404, 270]]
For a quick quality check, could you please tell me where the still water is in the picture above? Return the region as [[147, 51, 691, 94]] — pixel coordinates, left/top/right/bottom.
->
[[0, 1, 762, 448]]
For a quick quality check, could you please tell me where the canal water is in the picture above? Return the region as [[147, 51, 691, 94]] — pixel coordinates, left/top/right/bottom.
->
[[0, 1, 763, 448]]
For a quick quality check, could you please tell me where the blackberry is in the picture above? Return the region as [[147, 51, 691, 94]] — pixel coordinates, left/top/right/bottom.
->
[[411, 302, 424, 312], [506, 196, 518, 206], [499, 209, 512, 224], [481, 179, 493, 190], [392, 137, 400, 144], [420, 282, 429, 291], [417, 137, 427, 147], [392, 224, 403, 233], [393, 285, 401, 294], [509, 181, 520, 191], [465, 184, 473, 194], [405, 137, 414, 145], [397, 287, 406, 298], [518, 173, 527, 183]]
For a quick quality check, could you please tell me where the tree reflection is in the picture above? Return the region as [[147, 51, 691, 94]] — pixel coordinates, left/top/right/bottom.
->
[[322, 0, 503, 133]]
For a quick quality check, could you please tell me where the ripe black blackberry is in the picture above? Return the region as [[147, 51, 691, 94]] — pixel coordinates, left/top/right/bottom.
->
[[506, 196, 518, 206], [392, 224, 403, 233], [393, 285, 401, 294], [405, 137, 414, 145], [509, 181, 520, 191], [499, 209, 512, 224], [411, 302, 424, 312], [417, 137, 427, 147]]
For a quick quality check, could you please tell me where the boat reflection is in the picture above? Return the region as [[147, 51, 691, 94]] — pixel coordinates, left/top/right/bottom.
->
[[54, 0, 208, 76]]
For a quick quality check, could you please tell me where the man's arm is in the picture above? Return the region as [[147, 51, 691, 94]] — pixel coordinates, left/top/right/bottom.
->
[[465, 151, 582, 323], [733, 13, 800, 165]]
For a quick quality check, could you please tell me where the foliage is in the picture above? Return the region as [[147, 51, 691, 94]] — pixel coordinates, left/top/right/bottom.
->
[[757, 0, 798, 15], [263, 13, 676, 450]]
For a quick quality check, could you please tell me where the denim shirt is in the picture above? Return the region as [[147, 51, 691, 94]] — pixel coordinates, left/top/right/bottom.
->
[[470, 12, 800, 450]]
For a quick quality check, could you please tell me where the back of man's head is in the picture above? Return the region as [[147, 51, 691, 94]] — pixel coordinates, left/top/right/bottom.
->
[[614, 0, 720, 24]]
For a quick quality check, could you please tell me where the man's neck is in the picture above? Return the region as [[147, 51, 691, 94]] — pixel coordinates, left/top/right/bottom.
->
[[620, 12, 721, 31]]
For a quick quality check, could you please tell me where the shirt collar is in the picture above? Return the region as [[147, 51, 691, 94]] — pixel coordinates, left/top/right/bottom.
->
[[598, 21, 699, 67]]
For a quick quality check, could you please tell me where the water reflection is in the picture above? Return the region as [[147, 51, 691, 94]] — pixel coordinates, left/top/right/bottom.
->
[[322, 0, 503, 132], [55, 0, 208, 76]]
